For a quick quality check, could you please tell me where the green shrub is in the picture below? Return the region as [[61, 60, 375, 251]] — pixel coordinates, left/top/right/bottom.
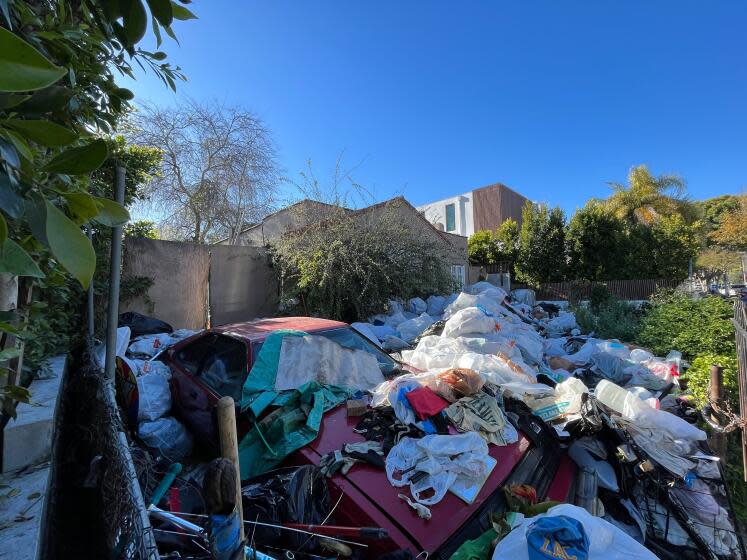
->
[[685, 354, 739, 408], [636, 292, 735, 360], [572, 292, 642, 342]]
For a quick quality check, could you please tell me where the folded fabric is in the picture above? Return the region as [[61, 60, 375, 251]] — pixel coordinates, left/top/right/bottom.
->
[[446, 392, 519, 446], [405, 386, 450, 420]]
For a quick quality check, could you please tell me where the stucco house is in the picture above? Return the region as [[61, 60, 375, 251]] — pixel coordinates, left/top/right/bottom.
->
[[218, 196, 470, 288]]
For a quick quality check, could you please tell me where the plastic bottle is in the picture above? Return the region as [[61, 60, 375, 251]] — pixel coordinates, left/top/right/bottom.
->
[[595, 380, 651, 418]]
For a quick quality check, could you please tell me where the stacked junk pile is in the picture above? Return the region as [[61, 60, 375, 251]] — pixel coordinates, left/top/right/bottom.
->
[[111, 283, 744, 560]]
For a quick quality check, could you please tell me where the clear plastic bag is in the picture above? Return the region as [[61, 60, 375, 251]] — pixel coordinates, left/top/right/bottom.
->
[[139, 416, 193, 462], [137, 372, 172, 422], [426, 368, 484, 402], [407, 297, 428, 315], [398, 313, 436, 343]]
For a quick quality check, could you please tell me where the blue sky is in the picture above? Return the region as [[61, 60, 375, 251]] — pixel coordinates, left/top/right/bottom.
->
[[123, 1, 747, 216]]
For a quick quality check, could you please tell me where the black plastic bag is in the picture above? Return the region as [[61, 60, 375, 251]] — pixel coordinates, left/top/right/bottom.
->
[[241, 465, 330, 550], [119, 311, 173, 338]]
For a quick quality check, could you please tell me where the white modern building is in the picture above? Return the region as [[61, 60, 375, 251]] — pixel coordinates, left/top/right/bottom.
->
[[416, 182, 528, 237]]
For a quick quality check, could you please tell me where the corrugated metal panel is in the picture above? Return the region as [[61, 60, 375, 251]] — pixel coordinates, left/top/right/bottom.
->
[[472, 183, 528, 231]]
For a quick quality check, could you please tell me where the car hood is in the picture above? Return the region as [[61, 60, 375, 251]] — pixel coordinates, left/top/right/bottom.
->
[[301, 404, 533, 555]]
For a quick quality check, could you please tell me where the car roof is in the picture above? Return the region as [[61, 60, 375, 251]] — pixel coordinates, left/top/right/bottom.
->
[[212, 316, 349, 343]]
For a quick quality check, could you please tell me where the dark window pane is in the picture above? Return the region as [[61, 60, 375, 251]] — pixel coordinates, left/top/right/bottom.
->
[[445, 203, 456, 231], [199, 335, 248, 401], [174, 334, 216, 375]]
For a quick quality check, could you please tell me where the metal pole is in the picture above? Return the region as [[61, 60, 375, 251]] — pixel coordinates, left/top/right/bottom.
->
[[709, 364, 727, 462], [86, 226, 95, 341], [104, 165, 126, 381]]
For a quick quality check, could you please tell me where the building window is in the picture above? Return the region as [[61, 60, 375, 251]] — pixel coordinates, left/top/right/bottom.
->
[[445, 203, 456, 232], [451, 265, 465, 289]]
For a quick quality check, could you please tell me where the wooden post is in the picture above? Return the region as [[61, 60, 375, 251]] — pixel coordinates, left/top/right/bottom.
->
[[217, 396, 245, 541], [710, 364, 727, 462]]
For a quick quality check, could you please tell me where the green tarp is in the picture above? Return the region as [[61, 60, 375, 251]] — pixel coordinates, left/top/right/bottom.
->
[[238, 330, 351, 479]]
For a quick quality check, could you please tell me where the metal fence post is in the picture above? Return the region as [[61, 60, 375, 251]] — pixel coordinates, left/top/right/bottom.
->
[[104, 165, 126, 381]]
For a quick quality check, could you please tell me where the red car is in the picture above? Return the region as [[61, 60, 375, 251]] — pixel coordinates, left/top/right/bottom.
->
[[164, 317, 576, 558]]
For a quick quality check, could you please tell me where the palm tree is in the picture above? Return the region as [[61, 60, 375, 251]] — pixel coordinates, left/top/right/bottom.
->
[[606, 165, 697, 225]]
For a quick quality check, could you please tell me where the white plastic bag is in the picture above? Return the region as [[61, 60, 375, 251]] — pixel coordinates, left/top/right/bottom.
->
[[443, 292, 503, 320], [139, 416, 194, 462], [442, 307, 495, 338], [121, 357, 172, 380], [397, 313, 435, 343], [386, 432, 490, 505], [94, 326, 131, 368], [128, 333, 175, 357], [545, 311, 578, 335], [137, 373, 172, 422], [491, 503, 658, 560]]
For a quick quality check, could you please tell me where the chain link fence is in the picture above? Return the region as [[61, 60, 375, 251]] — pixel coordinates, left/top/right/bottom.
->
[[41, 348, 158, 559]]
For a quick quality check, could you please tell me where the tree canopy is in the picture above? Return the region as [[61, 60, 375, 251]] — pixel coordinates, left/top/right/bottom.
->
[[605, 164, 697, 226], [131, 100, 280, 244]]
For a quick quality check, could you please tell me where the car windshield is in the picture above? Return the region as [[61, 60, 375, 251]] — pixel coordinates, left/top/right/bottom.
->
[[317, 327, 400, 376]]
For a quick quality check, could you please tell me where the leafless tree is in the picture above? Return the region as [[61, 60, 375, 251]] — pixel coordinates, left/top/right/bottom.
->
[[130, 100, 279, 243]]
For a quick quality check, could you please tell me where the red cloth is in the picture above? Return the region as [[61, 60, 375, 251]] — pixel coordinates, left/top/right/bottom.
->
[[405, 386, 449, 420]]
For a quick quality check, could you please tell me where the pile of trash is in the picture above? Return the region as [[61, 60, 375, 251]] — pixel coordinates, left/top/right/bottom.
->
[[346, 282, 741, 558], [105, 312, 200, 462], [116, 289, 744, 560]]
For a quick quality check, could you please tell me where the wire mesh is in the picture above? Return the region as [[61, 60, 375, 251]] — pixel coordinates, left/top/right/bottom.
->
[[44, 349, 159, 560]]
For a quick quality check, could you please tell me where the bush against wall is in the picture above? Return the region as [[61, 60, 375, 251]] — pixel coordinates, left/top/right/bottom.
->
[[636, 291, 735, 361], [271, 199, 455, 322]]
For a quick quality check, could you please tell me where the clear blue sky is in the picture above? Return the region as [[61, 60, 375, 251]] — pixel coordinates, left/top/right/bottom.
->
[[124, 1, 747, 216]]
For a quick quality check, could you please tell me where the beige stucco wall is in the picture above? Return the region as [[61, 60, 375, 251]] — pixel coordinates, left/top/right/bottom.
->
[[209, 245, 278, 326], [122, 238, 210, 329]]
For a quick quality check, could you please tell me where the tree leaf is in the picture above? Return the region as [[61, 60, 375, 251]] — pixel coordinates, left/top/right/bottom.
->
[[0, 137, 19, 170], [123, 0, 148, 46], [151, 15, 163, 47], [170, 1, 196, 20], [92, 197, 130, 227], [0, 172, 24, 219], [24, 198, 48, 247], [42, 138, 109, 174], [102, 0, 123, 20], [112, 87, 134, 100], [0, 239, 44, 278], [0, 348, 20, 361], [0, 27, 67, 92], [45, 200, 95, 288], [64, 193, 99, 223], [163, 24, 179, 45], [146, 0, 173, 27], [151, 51, 167, 61], [4, 120, 77, 148], [15, 86, 74, 113], [3, 130, 32, 163], [0, 94, 31, 110]]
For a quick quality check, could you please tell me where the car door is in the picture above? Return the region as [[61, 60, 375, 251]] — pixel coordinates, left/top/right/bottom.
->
[[169, 333, 250, 449]]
